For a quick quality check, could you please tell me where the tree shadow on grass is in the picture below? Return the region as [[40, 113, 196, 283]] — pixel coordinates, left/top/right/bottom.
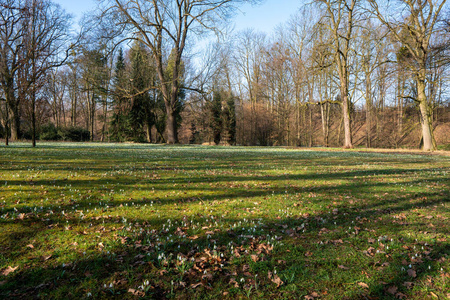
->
[[0, 185, 448, 299]]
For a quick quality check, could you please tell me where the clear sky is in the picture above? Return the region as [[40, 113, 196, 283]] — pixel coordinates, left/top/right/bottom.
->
[[53, 0, 302, 35]]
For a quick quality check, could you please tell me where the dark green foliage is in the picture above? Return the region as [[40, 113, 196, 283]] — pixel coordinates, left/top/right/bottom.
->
[[110, 48, 129, 142], [109, 44, 161, 143], [38, 124, 90, 142], [39, 123, 60, 141], [223, 94, 236, 145], [211, 89, 223, 145], [57, 126, 90, 141]]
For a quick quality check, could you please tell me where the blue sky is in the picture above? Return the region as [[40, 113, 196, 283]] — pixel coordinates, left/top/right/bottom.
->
[[53, 0, 302, 34]]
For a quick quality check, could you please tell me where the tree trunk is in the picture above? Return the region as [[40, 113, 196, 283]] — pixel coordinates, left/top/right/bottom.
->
[[146, 123, 152, 143], [417, 77, 435, 151], [4, 100, 9, 146], [8, 100, 20, 141], [166, 107, 178, 144], [341, 85, 353, 149], [32, 90, 36, 147]]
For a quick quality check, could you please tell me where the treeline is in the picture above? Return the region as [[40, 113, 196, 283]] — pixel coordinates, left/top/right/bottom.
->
[[1, 0, 449, 149]]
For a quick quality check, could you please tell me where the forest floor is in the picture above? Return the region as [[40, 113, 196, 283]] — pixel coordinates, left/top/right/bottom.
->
[[0, 143, 449, 299]]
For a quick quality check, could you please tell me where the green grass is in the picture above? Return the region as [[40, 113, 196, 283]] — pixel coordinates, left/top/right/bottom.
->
[[0, 143, 449, 299]]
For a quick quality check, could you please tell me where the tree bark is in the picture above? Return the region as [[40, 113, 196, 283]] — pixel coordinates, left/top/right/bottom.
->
[[417, 76, 435, 151]]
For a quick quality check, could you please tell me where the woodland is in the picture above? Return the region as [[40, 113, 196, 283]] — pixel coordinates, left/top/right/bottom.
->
[[0, 0, 449, 150]]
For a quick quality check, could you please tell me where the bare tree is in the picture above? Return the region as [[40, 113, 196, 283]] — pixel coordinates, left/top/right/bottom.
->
[[22, 0, 72, 147], [0, 0, 28, 143], [368, 0, 448, 150], [100, 0, 256, 144], [314, 0, 360, 148]]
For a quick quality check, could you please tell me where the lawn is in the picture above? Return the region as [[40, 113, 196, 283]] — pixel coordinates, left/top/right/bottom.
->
[[0, 143, 449, 299]]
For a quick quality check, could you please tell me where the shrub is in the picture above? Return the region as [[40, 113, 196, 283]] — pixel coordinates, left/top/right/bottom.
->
[[39, 123, 60, 141], [57, 126, 90, 142]]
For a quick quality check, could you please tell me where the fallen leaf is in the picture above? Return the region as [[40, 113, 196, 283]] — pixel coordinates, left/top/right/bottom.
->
[[386, 285, 398, 295], [310, 292, 320, 297], [268, 271, 284, 287], [202, 273, 213, 281], [364, 247, 376, 257], [338, 265, 349, 270], [251, 255, 259, 262], [403, 282, 413, 289], [42, 254, 52, 261], [159, 269, 168, 276], [358, 282, 369, 289], [128, 288, 145, 296], [1, 266, 18, 276], [430, 292, 438, 298], [190, 282, 203, 289], [26, 244, 34, 249], [175, 227, 185, 236], [188, 235, 199, 240], [305, 251, 313, 257], [407, 269, 416, 278], [395, 292, 407, 299]]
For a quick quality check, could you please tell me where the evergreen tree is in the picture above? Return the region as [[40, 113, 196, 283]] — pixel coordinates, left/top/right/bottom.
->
[[110, 48, 128, 141], [211, 89, 222, 145], [223, 93, 236, 145]]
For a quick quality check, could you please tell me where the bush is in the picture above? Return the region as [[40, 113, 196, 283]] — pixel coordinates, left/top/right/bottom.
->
[[39, 123, 60, 141], [57, 126, 90, 142]]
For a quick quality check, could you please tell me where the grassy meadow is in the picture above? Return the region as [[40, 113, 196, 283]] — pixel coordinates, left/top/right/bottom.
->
[[0, 143, 449, 299]]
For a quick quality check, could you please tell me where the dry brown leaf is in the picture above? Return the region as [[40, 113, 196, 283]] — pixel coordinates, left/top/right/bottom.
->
[[407, 269, 416, 278], [387, 285, 398, 295], [251, 254, 259, 262], [395, 292, 408, 299], [41, 254, 52, 261], [338, 265, 349, 270], [364, 247, 376, 257], [26, 244, 34, 249], [128, 288, 145, 297], [1, 266, 18, 276], [188, 235, 199, 240], [403, 281, 413, 289], [190, 282, 203, 289], [310, 291, 320, 297], [305, 251, 313, 257], [358, 282, 369, 289], [270, 274, 283, 287], [429, 292, 438, 298], [159, 269, 168, 276], [202, 273, 213, 281], [175, 227, 185, 236]]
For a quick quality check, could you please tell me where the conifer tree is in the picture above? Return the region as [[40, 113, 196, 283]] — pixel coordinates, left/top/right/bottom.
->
[[110, 48, 128, 141]]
